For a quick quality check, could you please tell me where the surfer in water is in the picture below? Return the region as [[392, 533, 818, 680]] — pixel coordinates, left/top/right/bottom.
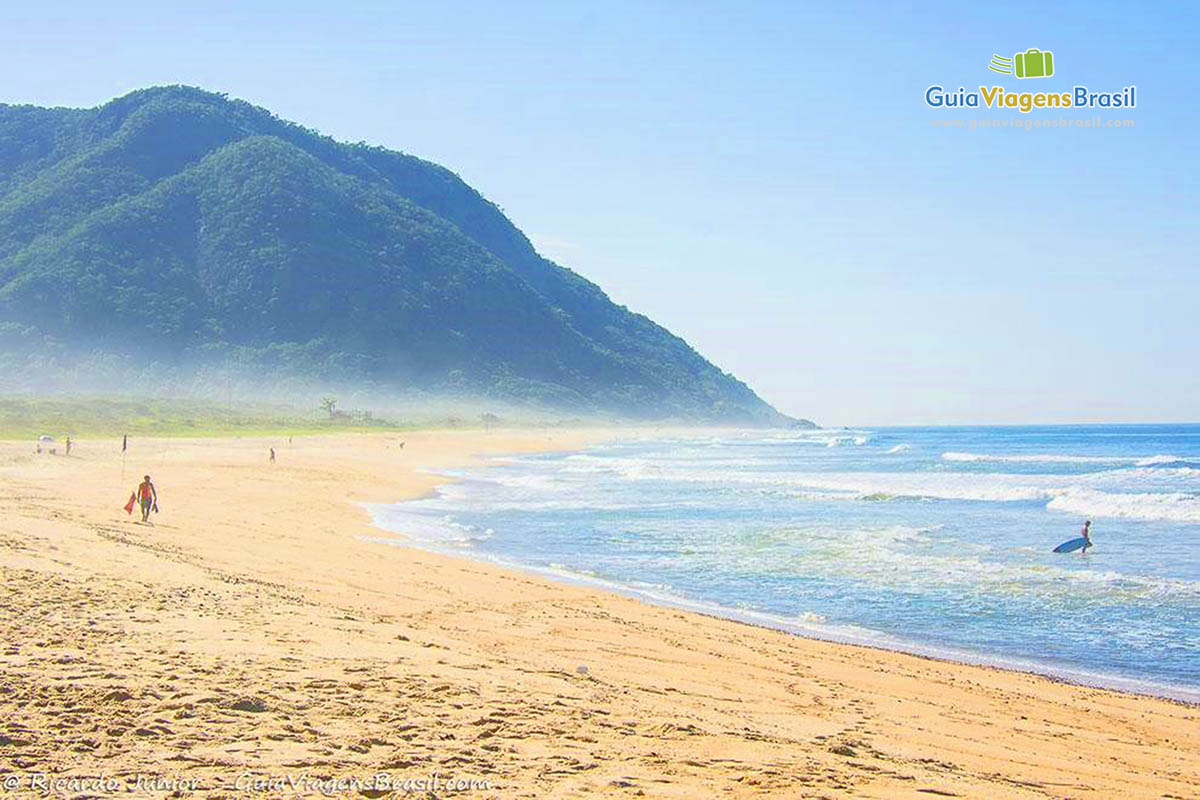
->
[[1080, 520, 1092, 554]]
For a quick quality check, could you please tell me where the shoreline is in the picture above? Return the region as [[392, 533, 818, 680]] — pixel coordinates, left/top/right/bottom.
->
[[1, 429, 1197, 798], [366, 479, 1200, 707], [363, 441, 1200, 707], [372, 539, 1200, 707]]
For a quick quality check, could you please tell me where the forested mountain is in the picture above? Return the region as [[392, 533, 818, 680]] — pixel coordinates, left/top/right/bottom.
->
[[0, 86, 798, 423]]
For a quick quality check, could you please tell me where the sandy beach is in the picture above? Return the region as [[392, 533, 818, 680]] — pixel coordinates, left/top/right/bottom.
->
[[0, 429, 1196, 799]]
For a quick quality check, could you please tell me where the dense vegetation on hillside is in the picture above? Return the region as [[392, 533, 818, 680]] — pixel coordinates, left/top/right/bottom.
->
[[0, 87, 797, 424]]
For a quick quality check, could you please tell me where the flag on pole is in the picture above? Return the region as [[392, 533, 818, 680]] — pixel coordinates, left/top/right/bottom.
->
[[123, 492, 136, 515]]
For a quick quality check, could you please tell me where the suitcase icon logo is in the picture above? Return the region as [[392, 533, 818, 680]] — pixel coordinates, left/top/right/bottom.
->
[[988, 49, 1055, 79]]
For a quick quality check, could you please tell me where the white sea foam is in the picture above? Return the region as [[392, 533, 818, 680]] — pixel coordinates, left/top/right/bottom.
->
[[1046, 488, 1200, 524], [942, 451, 1195, 468], [489, 473, 561, 490], [886, 444, 910, 454], [554, 454, 1200, 522], [396, 505, 1194, 606], [824, 434, 871, 447], [741, 522, 1200, 604], [942, 451, 1131, 464], [784, 472, 1200, 522], [614, 428, 873, 450], [586, 464, 1199, 522], [362, 502, 495, 547], [1135, 455, 1200, 469]]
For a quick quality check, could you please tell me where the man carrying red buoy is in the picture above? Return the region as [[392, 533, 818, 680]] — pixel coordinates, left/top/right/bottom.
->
[[135, 475, 157, 524]]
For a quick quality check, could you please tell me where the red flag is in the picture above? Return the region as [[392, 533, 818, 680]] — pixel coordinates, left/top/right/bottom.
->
[[124, 492, 136, 515]]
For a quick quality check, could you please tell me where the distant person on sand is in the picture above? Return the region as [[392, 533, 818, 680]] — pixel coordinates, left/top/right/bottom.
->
[[137, 475, 157, 523], [65, 436, 71, 456], [269, 447, 276, 463], [1081, 520, 1092, 554]]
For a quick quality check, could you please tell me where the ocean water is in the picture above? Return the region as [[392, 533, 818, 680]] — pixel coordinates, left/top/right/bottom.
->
[[367, 425, 1200, 701]]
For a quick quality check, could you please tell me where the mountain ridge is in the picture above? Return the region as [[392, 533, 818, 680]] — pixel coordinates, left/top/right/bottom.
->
[[0, 86, 808, 425]]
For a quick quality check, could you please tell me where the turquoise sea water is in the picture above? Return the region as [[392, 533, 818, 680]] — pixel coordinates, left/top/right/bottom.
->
[[368, 425, 1200, 700]]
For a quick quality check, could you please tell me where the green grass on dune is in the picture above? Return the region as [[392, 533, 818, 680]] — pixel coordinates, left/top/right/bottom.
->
[[0, 396, 422, 440]]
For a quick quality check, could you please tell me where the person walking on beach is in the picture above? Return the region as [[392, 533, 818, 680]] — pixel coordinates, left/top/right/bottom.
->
[[1080, 520, 1092, 554], [269, 447, 276, 464], [137, 475, 157, 524]]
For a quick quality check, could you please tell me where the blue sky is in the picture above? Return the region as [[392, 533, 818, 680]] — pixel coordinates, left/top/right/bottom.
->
[[3, 1, 1196, 423]]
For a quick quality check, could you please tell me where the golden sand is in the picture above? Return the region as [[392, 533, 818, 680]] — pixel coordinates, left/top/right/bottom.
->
[[0, 431, 1196, 798]]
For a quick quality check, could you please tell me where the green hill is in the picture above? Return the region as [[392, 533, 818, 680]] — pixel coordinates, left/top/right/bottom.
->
[[0, 86, 801, 424]]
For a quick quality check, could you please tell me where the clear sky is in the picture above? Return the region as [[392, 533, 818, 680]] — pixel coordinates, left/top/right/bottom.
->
[[3, 1, 1196, 424]]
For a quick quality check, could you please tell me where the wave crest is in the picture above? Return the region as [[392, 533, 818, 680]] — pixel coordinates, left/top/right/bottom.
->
[[942, 451, 1197, 469]]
